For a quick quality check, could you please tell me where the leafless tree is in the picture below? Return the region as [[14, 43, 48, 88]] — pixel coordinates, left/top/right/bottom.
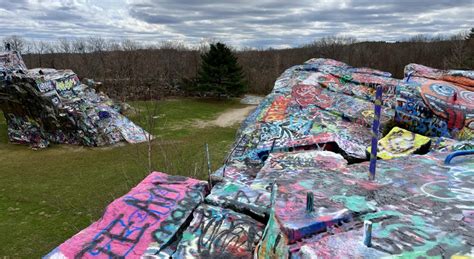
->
[[3, 35, 26, 52], [14, 29, 472, 99], [443, 33, 473, 69], [121, 39, 140, 51], [72, 38, 87, 53], [57, 38, 72, 53]]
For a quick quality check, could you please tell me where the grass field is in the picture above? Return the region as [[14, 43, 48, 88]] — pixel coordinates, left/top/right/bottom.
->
[[0, 98, 248, 257]]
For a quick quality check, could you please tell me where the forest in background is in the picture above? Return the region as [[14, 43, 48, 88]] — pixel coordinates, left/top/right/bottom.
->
[[3, 31, 473, 100]]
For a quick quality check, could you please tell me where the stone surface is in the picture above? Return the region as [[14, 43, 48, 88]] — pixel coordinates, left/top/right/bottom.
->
[[45, 172, 208, 258], [172, 204, 264, 258]]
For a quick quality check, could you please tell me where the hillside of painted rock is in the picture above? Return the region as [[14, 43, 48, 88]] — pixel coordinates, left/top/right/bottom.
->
[[0, 51, 150, 148], [45, 58, 473, 258]]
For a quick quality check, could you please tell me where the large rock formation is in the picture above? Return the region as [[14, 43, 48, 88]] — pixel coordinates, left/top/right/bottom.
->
[[45, 59, 473, 258], [0, 51, 150, 148]]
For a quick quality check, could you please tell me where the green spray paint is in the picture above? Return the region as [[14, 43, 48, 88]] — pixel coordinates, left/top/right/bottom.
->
[[223, 183, 240, 193], [331, 195, 376, 212]]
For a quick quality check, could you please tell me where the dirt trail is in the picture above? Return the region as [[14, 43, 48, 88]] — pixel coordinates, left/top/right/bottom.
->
[[196, 105, 256, 128]]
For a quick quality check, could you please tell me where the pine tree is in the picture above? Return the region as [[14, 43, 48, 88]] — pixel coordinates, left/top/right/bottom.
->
[[196, 42, 246, 97]]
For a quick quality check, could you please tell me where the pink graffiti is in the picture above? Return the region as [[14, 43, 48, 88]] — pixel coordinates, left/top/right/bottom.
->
[[286, 132, 334, 147], [49, 172, 205, 258]]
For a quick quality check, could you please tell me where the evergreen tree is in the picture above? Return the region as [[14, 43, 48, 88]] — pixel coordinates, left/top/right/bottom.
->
[[196, 42, 246, 97]]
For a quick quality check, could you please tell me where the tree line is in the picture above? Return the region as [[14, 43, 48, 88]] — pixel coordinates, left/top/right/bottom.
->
[[3, 30, 473, 100]]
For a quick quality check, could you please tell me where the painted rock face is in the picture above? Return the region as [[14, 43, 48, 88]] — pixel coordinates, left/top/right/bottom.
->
[[420, 81, 474, 130], [367, 127, 431, 160], [291, 84, 319, 108], [263, 95, 290, 122]]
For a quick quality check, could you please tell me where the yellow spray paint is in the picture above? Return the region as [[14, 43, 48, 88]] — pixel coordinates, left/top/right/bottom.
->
[[367, 127, 431, 160]]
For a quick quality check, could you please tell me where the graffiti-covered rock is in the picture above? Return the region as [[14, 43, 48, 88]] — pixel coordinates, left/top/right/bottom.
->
[[0, 51, 150, 148], [367, 126, 431, 159], [43, 58, 474, 258], [45, 172, 208, 258], [173, 204, 264, 258], [206, 180, 270, 219], [396, 64, 473, 141]]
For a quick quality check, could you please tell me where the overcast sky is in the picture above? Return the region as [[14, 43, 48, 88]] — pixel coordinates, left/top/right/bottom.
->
[[0, 0, 472, 48]]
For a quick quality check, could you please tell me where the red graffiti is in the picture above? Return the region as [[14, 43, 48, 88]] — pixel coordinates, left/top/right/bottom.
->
[[292, 84, 317, 107], [420, 80, 474, 130], [263, 96, 290, 122]]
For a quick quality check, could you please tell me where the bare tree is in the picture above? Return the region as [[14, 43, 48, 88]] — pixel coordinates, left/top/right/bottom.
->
[[16, 30, 472, 100], [443, 35, 473, 69], [408, 34, 431, 42], [159, 40, 187, 51], [3, 35, 26, 52], [121, 39, 140, 51], [107, 39, 121, 51], [58, 38, 72, 53], [72, 38, 87, 53], [88, 37, 107, 53]]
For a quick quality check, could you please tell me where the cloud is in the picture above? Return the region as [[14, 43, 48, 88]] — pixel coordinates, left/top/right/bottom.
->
[[0, 0, 472, 48]]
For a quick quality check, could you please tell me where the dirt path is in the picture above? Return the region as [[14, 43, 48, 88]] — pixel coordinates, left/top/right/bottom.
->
[[196, 105, 256, 128]]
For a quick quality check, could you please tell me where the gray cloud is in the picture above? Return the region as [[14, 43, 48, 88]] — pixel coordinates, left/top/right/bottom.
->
[[0, 0, 472, 48]]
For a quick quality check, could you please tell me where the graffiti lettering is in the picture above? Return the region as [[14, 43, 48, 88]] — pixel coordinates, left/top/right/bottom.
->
[[46, 172, 207, 259], [75, 214, 150, 258], [55, 76, 80, 92], [263, 96, 290, 122], [174, 204, 264, 257]]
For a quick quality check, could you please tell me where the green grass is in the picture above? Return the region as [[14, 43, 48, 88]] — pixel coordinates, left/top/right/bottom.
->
[[0, 98, 247, 258]]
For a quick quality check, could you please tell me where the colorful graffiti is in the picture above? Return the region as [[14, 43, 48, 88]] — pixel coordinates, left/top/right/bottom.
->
[[206, 181, 270, 219], [256, 183, 291, 259], [295, 228, 390, 258], [405, 63, 474, 91], [368, 126, 431, 159], [396, 63, 473, 141], [254, 152, 474, 258], [342, 153, 473, 257], [45, 172, 208, 258], [262, 95, 290, 122], [420, 81, 473, 130], [0, 51, 150, 148], [173, 204, 264, 258], [0, 50, 27, 75], [44, 59, 473, 258]]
